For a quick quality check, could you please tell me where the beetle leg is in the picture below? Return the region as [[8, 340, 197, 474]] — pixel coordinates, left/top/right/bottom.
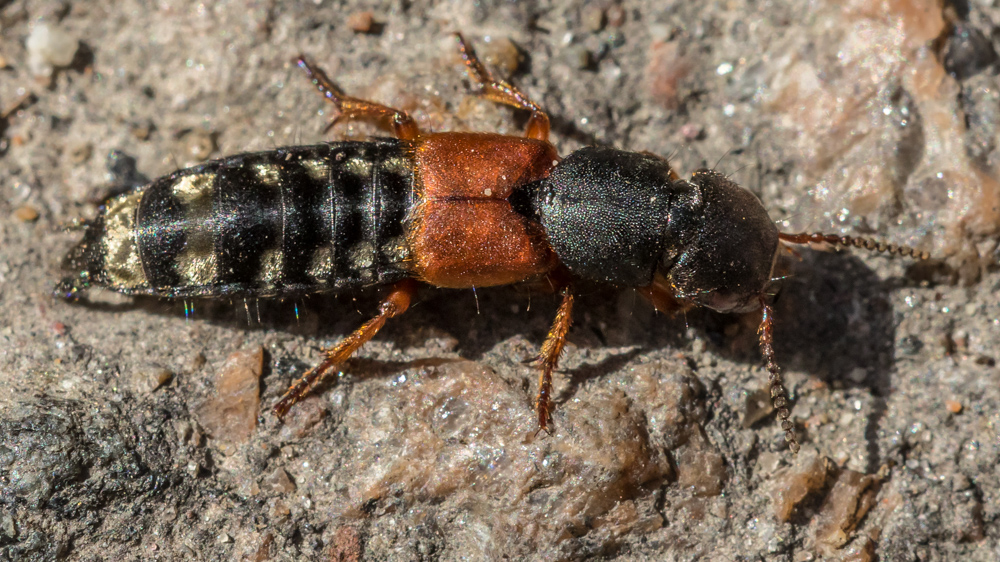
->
[[758, 297, 800, 453], [295, 55, 420, 141], [534, 286, 574, 433], [637, 273, 692, 315], [454, 33, 551, 142], [273, 279, 420, 420]]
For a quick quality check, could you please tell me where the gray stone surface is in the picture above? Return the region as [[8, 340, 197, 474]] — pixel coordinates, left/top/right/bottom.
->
[[1, 0, 999, 560]]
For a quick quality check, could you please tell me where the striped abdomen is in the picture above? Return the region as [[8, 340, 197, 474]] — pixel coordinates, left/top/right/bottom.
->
[[65, 139, 414, 298]]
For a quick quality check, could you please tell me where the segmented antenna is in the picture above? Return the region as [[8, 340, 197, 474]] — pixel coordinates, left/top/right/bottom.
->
[[763, 231, 930, 453], [758, 296, 799, 453], [778, 232, 930, 260]]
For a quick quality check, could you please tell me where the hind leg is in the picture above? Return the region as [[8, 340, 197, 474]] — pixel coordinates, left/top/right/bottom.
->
[[273, 279, 420, 419], [295, 55, 420, 141]]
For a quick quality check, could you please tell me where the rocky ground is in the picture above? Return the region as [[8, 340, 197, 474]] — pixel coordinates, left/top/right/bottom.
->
[[1, 0, 999, 560]]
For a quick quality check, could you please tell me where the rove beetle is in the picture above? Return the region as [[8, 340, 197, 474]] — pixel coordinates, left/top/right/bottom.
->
[[58, 34, 929, 453]]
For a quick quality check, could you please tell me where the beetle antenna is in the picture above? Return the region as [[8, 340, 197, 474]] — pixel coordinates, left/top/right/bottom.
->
[[778, 232, 930, 260], [758, 296, 799, 453], [713, 148, 732, 171], [724, 163, 748, 180]]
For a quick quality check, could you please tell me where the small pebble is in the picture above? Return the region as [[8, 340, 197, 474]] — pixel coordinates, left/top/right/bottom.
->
[[943, 23, 997, 80], [680, 122, 703, 141], [848, 367, 867, 383], [756, 451, 782, 474], [945, 400, 963, 414], [606, 4, 626, 27], [690, 337, 706, 356], [190, 352, 207, 370], [481, 37, 521, 76], [0, 513, 16, 539], [329, 526, 362, 562], [263, 467, 296, 493], [838, 411, 855, 426], [13, 205, 39, 222], [771, 453, 829, 521], [180, 129, 215, 161], [974, 355, 995, 366], [951, 473, 971, 491], [582, 5, 605, 32], [741, 388, 773, 428], [565, 45, 593, 70], [813, 470, 880, 550], [254, 534, 275, 561], [647, 40, 691, 110], [238, 479, 260, 498], [26, 23, 79, 77], [347, 11, 376, 34], [805, 413, 829, 428], [129, 365, 173, 394], [130, 120, 154, 141], [676, 442, 726, 496], [268, 498, 291, 522], [197, 347, 263, 445], [278, 396, 328, 440], [67, 142, 93, 164]]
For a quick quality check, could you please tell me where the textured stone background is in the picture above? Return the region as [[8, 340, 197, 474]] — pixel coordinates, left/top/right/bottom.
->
[[2, 0, 999, 560]]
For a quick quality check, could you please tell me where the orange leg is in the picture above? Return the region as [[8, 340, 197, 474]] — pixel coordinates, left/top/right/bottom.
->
[[534, 287, 574, 433], [454, 33, 551, 141], [636, 273, 692, 315], [273, 279, 420, 419], [758, 297, 799, 453], [295, 55, 420, 141]]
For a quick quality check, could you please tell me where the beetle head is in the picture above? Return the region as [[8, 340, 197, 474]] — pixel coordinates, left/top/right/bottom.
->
[[659, 169, 779, 313]]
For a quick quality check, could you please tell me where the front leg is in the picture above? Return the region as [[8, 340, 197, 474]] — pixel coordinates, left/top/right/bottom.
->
[[534, 286, 574, 433]]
